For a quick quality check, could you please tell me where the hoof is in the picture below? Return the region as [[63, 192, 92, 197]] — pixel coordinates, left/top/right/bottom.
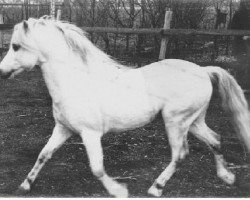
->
[[110, 183, 128, 198], [218, 171, 235, 185], [14, 186, 30, 196], [148, 186, 163, 197]]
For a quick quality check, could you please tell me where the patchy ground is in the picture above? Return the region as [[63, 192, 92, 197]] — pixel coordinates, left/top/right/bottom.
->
[[0, 67, 249, 197]]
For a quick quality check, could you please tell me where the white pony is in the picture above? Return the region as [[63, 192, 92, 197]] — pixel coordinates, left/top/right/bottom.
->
[[0, 17, 249, 197]]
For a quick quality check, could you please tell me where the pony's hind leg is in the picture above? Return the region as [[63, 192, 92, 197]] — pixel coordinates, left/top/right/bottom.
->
[[189, 120, 235, 185], [17, 123, 72, 194], [80, 130, 128, 197], [148, 124, 189, 197]]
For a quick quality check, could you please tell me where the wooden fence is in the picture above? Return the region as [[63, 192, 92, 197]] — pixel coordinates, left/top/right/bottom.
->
[[2, 24, 250, 36], [1, 24, 250, 62], [1, 23, 250, 59], [82, 26, 250, 62]]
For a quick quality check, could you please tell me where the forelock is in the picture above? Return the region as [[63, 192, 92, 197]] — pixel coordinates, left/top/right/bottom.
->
[[12, 19, 38, 50]]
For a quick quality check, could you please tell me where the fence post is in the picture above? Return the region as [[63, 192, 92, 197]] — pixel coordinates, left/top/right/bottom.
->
[[159, 8, 173, 60], [50, 0, 55, 19], [0, 13, 4, 58], [56, 9, 61, 20], [0, 14, 3, 49]]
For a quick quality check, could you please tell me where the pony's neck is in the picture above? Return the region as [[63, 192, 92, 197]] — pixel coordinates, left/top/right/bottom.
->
[[40, 54, 87, 103], [40, 51, 124, 103], [83, 39, 127, 79]]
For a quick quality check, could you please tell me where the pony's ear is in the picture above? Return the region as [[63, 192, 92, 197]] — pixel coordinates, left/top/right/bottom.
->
[[23, 20, 29, 33]]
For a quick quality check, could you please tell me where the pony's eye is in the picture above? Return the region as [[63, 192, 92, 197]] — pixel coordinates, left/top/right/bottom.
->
[[12, 44, 21, 52]]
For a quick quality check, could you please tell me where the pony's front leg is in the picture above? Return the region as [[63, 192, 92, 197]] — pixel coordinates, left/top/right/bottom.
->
[[16, 123, 72, 194], [80, 130, 128, 197]]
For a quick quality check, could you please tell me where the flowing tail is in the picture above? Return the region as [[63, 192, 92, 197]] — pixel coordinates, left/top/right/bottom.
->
[[205, 66, 250, 153]]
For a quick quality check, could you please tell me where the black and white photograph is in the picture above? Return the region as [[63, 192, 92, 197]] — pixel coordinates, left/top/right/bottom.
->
[[0, 0, 249, 198]]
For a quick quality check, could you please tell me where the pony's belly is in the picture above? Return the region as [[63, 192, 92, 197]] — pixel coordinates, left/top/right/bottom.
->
[[100, 88, 160, 132], [53, 98, 158, 134], [105, 107, 157, 132]]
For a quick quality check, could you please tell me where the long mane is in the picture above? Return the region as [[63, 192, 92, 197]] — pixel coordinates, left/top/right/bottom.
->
[[37, 16, 127, 71]]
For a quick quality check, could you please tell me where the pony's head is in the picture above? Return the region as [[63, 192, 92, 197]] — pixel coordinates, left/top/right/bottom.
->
[[0, 18, 46, 79], [0, 16, 88, 79]]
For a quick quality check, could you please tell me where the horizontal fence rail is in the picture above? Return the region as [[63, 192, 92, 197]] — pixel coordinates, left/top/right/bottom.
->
[[2, 25, 250, 36], [0, 24, 14, 30], [82, 27, 161, 35], [161, 29, 250, 36], [82, 27, 250, 36]]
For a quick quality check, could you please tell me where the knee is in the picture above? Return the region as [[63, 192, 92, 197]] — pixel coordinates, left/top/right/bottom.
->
[[211, 144, 222, 155], [38, 151, 52, 164], [92, 168, 105, 179]]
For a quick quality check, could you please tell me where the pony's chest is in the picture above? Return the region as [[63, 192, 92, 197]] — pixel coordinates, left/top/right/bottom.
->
[[52, 93, 102, 132]]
